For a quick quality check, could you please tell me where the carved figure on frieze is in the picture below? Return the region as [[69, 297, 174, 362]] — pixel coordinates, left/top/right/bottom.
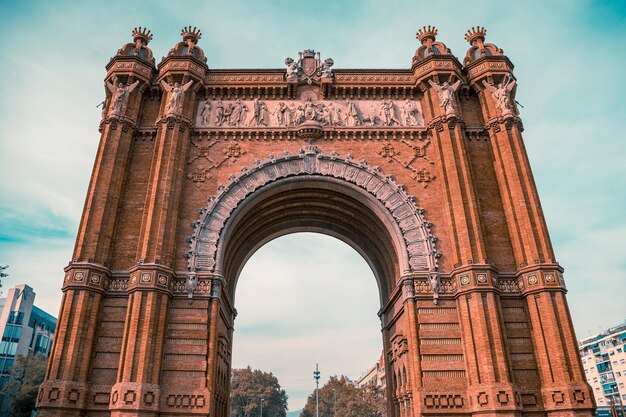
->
[[215, 99, 225, 126], [200, 100, 212, 126], [106, 76, 140, 117], [248, 98, 269, 127], [294, 106, 305, 126], [287, 103, 296, 126], [229, 99, 248, 127], [402, 100, 422, 126], [346, 100, 362, 127], [303, 97, 318, 121], [428, 78, 461, 116], [380, 99, 401, 126], [160, 79, 193, 115], [482, 75, 517, 117], [361, 105, 380, 126], [273, 101, 288, 126]]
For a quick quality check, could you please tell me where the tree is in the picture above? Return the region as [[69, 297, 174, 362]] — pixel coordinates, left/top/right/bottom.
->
[[300, 375, 386, 417], [230, 366, 288, 417], [0, 353, 48, 417]]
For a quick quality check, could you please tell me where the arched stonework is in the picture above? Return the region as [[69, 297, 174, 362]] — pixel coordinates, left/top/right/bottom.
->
[[187, 145, 441, 276]]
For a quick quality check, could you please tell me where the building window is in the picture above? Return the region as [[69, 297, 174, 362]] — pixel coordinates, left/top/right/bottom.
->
[[34, 334, 50, 355], [7, 311, 24, 325], [0, 325, 22, 356]]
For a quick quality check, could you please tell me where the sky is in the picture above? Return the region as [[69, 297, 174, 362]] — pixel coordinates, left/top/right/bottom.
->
[[0, 0, 625, 411]]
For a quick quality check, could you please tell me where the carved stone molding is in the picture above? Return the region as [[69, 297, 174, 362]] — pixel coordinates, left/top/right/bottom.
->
[[187, 146, 441, 274]]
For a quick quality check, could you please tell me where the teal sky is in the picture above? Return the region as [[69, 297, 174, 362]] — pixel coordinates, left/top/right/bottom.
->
[[1, 0, 625, 411]]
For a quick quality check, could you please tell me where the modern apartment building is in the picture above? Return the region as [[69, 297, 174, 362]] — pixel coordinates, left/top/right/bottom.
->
[[357, 352, 386, 390], [0, 284, 57, 410], [579, 320, 626, 416]]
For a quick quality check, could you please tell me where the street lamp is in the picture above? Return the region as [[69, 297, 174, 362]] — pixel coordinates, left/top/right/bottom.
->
[[332, 388, 337, 417], [260, 398, 264, 417], [313, 363, 320, 417]]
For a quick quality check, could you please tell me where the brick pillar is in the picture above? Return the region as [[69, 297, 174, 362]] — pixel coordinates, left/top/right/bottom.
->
[[36, 265, 109, 416], [37, 49, 152, 416], [467, 53, 594, 416], [454, 268, 521, 416], [402, 278, 423, 417], [109, 267, 173, 416], [206, 279, 223, 417], [110, 46, 206, 416]]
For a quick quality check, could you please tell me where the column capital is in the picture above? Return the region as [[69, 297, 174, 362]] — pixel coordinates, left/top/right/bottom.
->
[[62, 262, 111, 294], [450, 264, 501, 296], [127, 264, 175, 296], [515, 263, 567, 296]]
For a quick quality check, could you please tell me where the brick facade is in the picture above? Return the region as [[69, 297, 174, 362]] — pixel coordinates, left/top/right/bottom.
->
[[36, 26, 595, 416]]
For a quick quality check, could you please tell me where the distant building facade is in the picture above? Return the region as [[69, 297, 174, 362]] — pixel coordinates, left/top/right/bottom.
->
[[0, 284, 57, 410], [579, 320, 626, 416], [357, 353, 386, 390]]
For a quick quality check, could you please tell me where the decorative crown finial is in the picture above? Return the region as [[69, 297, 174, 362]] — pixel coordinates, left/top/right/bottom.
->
[[465, 26, 487, 45], [181, 26, 202, 44], [416, 25, 438, 44], [132, 27, 153, 45]]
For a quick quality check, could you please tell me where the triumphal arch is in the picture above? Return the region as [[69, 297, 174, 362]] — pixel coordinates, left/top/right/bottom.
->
[[37, 25, 594, 416]]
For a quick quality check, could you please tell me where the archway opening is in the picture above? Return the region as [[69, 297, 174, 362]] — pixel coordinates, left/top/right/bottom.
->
[[232, 232, 383, 412]]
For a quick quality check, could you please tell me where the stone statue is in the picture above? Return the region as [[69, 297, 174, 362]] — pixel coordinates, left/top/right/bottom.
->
[[320, 58, 334, 78], [401, 99, 421, 126], [429, 273, 441, 305], [185, 275, 198, 304], [200, 100, 212, 126], [346, 100, 362, 127], [428, 78, 461, 116], [285, 57, 302, 80], [482, 75, 517, 116], [380, 99, 400, 126], [106, 77, 140, 117], [214, 99, 225, 126], [161, 80, 194, 115]]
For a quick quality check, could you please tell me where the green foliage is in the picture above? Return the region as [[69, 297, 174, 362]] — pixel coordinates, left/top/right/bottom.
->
[[1, 353, 48, 417], [300, 375, 386, 417], [230, 366, 288, 417]]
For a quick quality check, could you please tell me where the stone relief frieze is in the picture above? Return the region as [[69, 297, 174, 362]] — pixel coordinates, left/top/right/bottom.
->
[[186, 146, 441, 276], [195, 98, 424, 129]]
